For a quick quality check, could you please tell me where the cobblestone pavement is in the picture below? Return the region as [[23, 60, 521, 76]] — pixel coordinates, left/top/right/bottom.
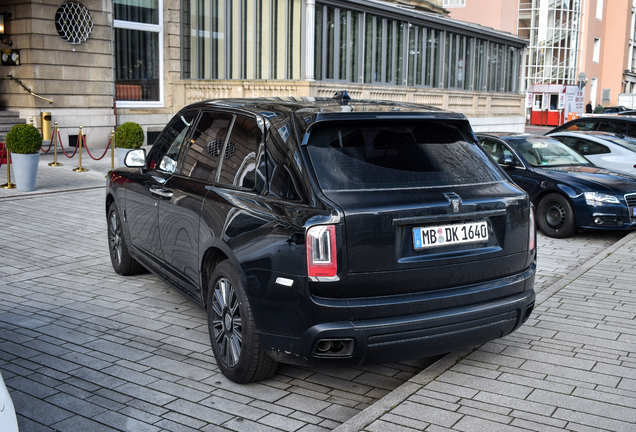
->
[[0, 153, 629, 431], [338, 230, 636, 432]]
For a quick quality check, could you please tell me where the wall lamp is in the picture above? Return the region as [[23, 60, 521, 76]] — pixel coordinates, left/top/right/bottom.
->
[[0, 12, 13, 47]]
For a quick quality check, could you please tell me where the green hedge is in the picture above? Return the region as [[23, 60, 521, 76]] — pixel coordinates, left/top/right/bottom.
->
[[5, 124, 43, 154], [115, 122, 145, 149]]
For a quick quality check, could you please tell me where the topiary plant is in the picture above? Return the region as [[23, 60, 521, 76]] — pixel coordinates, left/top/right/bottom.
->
[[115, 122, 145, 149], [5, 124, 43, 154]]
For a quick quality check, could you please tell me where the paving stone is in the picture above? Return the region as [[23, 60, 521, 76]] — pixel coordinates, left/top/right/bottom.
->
[[161, 411, 208, 430], [11, 390, 74, 426], [139, 354, 213, 381], [17, 415, 58, 432], [200, 395, 268, 421], [154, 418, 202, 432], [453, 415, 527, 431], [164, 399, 234, 424], [92, 410, 162, 432], [390, 401, 462, 428], [45, 392, 107, 417], [317, 404, 361, 423], [114, 382, 178, 406], [51, 415, 117, 432], [5, 375, 59, 399], [276, 393, 332, 415], [259, 413, 307, 431]]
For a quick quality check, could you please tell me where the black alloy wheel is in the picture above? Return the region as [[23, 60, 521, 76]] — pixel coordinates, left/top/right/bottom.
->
[[107, 202, 145, 275], [211, 275, 242, 368], [207, 260, 278, 383], [536, 193, 576, 238]]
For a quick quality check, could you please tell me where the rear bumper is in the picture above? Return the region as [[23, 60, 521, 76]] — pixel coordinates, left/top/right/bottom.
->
[[260, 266, 535, 367]]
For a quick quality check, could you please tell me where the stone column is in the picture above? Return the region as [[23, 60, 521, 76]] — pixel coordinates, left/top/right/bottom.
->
[[305, 0, 315, 81]]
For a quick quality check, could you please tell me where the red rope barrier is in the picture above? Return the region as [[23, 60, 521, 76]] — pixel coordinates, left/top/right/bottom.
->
[[58, 130, 79, 158], [81, 133, 111, 160], [40, 131, 54, 153], [40, 138, 53, 153]]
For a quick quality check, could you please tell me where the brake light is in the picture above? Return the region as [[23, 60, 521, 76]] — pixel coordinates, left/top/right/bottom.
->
[[306, 225, 337, 278], [529, 206, 536, 251]]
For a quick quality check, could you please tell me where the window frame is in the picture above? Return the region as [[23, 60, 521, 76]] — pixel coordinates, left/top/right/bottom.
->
[[114, 0, 165, 108], [593, 37, 601, 63]]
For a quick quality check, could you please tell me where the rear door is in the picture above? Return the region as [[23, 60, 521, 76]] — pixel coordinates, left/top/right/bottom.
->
[[126, 111, 197, 263], [158, 111, 233, 296]]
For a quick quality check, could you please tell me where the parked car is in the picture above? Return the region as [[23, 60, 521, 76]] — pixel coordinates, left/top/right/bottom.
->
[[548, 115, 636, 138], [601, 106, 628, 114], [0, 371, 19, 432], [548, 131, 636, 177], [478, 133, 636, 238], [618, 110, 636, 115], [106, 95, 536, 383]]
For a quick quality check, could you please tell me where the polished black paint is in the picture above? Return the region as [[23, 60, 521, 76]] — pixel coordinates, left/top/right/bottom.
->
[[106, 98, 536, 369]]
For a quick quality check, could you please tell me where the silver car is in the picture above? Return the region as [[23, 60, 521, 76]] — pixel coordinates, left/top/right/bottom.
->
[[548, 131, 636, 177], [0, 371, 19, 432]]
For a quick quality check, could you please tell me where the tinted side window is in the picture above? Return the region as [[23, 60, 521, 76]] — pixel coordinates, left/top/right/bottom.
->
[[598, 121, 629, 135], [148, 112, 197, 172], [574, 139, 610, 155], [181, 112, 233, 181], [552, 136, 578, 148], [265, 120, 304, 202], [565, 120, 596, 132], [218, 116, 262, 190]]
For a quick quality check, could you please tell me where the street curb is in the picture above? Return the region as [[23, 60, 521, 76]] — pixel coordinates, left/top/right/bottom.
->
[[333, 229, 636, 432]]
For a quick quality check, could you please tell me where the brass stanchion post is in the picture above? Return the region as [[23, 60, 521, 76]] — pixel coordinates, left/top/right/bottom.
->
[[48, 122, 62, 167], [72, 126, 89, 172], [110, 130, 115, 171], [1, 149, 16, 189]]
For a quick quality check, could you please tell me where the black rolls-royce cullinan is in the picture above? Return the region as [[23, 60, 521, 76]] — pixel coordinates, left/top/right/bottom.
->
[[106, 94, 536, 383]]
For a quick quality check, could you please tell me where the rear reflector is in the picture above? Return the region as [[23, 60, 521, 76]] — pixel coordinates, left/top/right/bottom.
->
[[529, 206, 536, 251], [306, 225, 337, 278]]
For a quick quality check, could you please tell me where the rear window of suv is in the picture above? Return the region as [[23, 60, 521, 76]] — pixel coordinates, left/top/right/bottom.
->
[[305, 120, 505, 191]]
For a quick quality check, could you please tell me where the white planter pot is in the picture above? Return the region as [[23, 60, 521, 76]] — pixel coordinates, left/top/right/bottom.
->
[[117, 148, 133, 167], [11, 152, 39, 192]]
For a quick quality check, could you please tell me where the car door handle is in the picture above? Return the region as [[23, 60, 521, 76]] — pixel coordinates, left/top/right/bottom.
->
[[150, 186, 174, 199]]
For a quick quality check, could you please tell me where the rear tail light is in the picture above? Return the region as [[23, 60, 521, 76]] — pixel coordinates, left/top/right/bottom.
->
[[529, 205, 536, 251], [306, 225, 337, 278]]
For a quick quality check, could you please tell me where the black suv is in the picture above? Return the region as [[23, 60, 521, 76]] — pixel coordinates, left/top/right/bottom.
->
[[549, 115, 636, 138], [106, 94, 536, 383]]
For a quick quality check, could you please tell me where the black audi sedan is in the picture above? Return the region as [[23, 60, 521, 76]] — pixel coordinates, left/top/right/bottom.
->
[[478, 133, 636, 238], [106, 95, 536, 383]]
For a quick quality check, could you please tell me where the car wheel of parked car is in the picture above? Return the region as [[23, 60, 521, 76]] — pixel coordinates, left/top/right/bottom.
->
[[537, 193, 577, 238], [107, 202, 146, 275], [207, 260, 278, 383]]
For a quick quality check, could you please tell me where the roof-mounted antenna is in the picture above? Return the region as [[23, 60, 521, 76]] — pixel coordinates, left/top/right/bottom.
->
[[333, 90, 352, 105]]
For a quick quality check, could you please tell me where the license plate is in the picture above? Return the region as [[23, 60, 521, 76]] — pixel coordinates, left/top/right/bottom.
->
[[413, 221, 489, 249]]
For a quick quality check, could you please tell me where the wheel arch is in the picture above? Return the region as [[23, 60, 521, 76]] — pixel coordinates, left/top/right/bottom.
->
[[200, 246, 232, 309], [533, 184, 579, 217], [106, 192, 115, 219]]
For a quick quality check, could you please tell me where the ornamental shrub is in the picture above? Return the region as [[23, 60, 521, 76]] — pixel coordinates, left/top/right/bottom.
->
[[115, 122, 145, 149], [4, 124, 43, 154]]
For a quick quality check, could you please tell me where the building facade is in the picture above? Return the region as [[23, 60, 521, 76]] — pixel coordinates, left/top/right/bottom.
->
[[0, 0, 528, 145], [445, 0, 636, 109]]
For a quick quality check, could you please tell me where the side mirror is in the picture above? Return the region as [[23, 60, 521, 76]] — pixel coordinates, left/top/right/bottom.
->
[[497, 155, 516, 167], [124, 149, 146, 167]]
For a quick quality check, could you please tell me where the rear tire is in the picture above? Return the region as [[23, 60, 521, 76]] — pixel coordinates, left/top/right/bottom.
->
[[107, 201, 146, 275], [207, 260, 278, 383], [536, 193, 577, 238]]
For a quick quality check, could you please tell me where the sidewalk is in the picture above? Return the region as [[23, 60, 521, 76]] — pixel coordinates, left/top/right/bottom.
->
[[0, 147, 149, 198], [2, 145, 636, 431], [336, 231, 636, 432]]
